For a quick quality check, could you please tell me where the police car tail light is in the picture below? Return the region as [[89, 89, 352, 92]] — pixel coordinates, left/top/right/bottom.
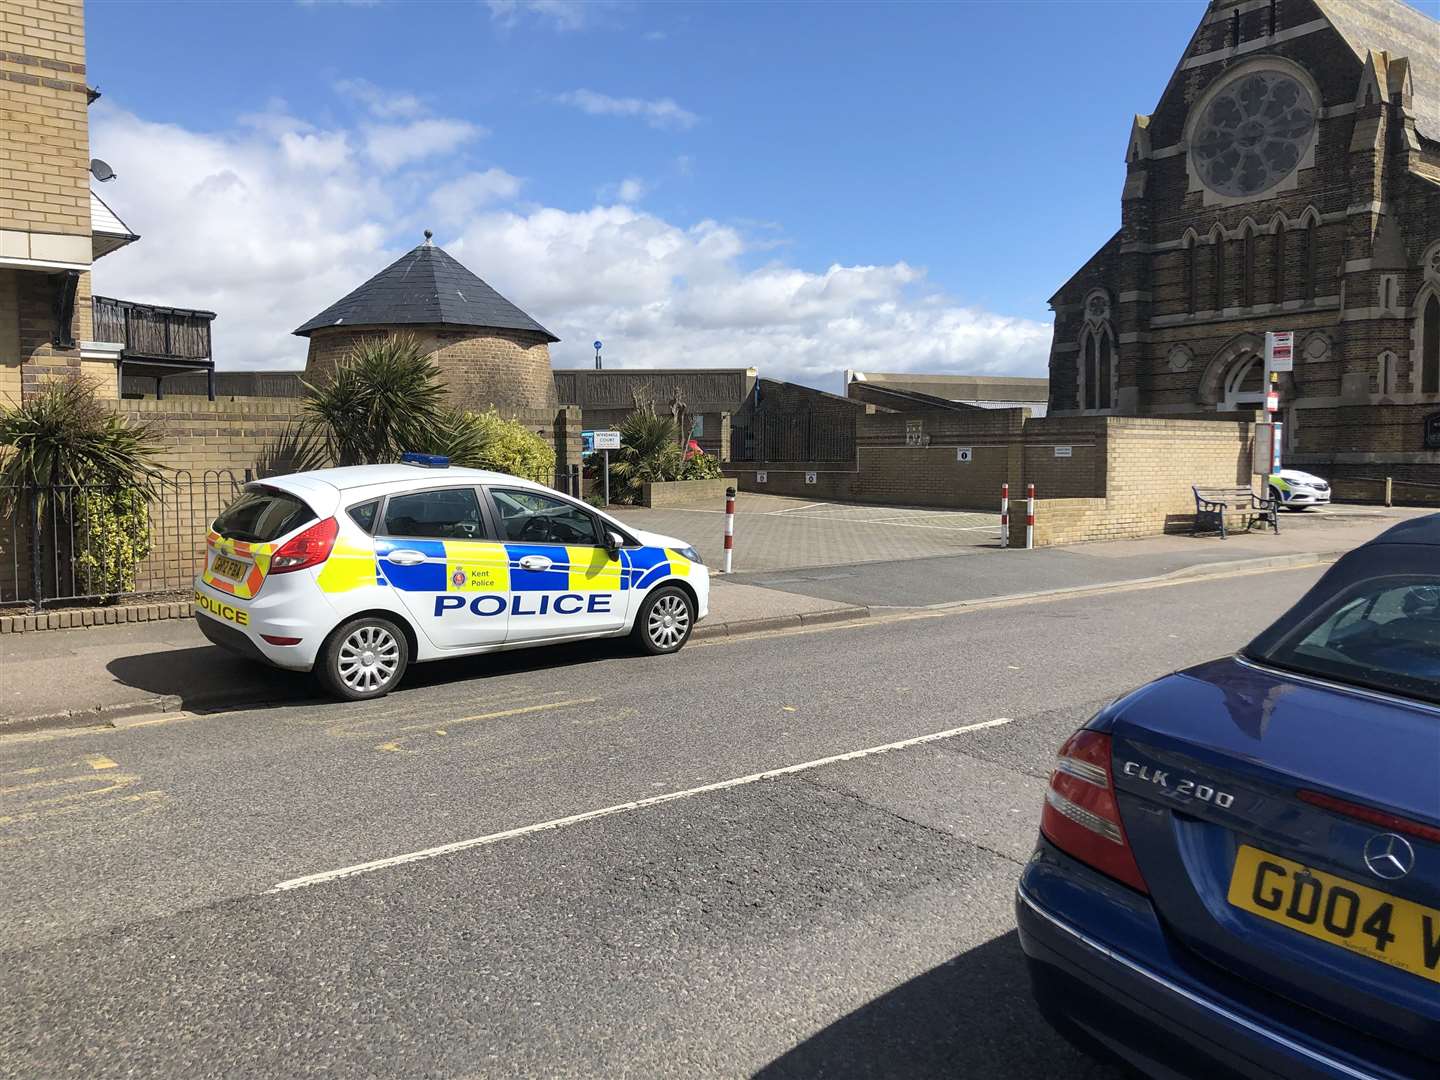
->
[[1041, 729, 1149, 894], [269, 517, 338, 574]]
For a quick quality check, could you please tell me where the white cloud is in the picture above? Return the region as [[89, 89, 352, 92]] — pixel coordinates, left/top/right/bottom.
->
[[485, 0, 591, 31], [89, 96, 1050, 388], [596, 176, 647, 203], [334, 78, 424, 119], [429, 168, 523, 223], [363, 117, 483, 170], [280, 129, 351, 171], [555, 89, 698, 131]]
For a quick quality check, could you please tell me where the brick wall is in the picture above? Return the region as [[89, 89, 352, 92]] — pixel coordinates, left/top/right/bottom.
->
[[0, 270, 19, 405], [729, 410, 1254, 546], [0, 0, 90, 241]]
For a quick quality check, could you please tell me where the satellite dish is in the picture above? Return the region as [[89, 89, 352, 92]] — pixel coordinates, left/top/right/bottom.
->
[[89, 158, 116, 182]]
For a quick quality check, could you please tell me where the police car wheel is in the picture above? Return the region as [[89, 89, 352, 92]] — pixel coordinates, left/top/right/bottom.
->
[[633, 587, 694, 655], [318, 616, 409, 700]]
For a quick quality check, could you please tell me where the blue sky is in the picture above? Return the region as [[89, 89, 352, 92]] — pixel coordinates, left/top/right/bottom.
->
[[80, 0, 1407, 387]]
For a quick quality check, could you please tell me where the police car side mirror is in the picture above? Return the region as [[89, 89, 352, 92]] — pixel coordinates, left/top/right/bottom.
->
[[605, 530, 624, 554]]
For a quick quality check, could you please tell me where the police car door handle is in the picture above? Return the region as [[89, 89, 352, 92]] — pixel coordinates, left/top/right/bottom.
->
[[518, 555, 552, 571], [385, 549, 427, 566]]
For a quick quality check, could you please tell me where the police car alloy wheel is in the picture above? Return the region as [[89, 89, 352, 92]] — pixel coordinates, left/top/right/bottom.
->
[[634, 586, 694, 654], [318, 615, 409, 700]]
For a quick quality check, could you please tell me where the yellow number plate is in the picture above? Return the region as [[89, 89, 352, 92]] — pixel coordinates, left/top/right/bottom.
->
[[212, 554, 247, 580], [1228, 844, 1440, 984]]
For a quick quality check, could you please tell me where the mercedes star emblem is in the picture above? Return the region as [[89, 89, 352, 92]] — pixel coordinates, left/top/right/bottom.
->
[[1362, 833, 1415, 881]]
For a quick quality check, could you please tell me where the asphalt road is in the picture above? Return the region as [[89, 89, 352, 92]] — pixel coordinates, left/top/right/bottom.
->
[[0, 565, 1327, 1079]]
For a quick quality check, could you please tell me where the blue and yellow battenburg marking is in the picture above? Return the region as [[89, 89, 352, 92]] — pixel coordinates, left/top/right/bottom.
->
[[320, 539, 694, 615]]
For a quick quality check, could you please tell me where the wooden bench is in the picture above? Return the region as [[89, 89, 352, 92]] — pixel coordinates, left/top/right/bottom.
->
[[1192, 485, 1278, 539]]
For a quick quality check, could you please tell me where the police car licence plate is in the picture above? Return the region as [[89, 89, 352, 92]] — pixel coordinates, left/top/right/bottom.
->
[[212, 554, 247, 580], [1227, 844, 1440, 984]]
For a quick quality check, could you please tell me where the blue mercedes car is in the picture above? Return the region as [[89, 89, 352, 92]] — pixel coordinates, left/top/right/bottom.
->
[[1017, 513, 1439, 1080]]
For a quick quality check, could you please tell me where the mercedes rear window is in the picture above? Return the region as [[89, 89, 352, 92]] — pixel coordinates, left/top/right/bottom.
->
[[212, 488, 317, 543], [1246, 574, 1440, 706]]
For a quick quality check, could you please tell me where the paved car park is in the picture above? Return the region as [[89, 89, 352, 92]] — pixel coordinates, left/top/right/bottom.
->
[[614, 493, 1003, 572]]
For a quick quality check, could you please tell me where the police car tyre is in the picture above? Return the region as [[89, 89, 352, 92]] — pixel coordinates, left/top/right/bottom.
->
[[317, 615, 409, 700], [633, 586, 694, 655]]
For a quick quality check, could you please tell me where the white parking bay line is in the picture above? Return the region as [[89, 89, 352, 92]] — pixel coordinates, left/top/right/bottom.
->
[[269, 717, 1016, 894]]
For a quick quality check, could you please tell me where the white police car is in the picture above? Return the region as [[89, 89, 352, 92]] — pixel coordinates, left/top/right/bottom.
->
[[1267, 467, 1331, 509], [194, 455, 708, 699]]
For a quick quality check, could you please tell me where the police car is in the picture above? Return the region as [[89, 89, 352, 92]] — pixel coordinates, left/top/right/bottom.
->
[[1268, 468, 1331, 509], [193, 455, 709, 700]]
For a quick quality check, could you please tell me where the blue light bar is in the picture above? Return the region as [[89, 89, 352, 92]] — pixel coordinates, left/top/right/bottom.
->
[[400, 452, 450, 468]]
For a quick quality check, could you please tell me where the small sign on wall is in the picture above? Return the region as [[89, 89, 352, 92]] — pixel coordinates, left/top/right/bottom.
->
[[805, 471, 817, 485], [756, 470, 768, 484], [1054, 445, 1073, 458], [905, 420, 923, 447], [956, 447, 973, 463]]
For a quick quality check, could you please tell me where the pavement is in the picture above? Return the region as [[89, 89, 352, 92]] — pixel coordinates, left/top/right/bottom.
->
[[0, 565, 1331, 1079], [0, 502, 1424, 733]]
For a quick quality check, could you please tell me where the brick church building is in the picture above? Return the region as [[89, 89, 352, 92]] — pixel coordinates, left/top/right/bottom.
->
[[1046, 0, 1439, 489]]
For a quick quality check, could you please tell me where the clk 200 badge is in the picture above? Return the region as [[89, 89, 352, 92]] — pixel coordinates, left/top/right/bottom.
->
[[1123, 760, 1235, 808]]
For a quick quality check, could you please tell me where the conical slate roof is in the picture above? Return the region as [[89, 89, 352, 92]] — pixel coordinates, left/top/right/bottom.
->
[[293, 240, 558, 341]]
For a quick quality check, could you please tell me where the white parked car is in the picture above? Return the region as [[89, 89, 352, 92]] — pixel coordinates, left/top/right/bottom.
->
[[1267, 468, 1331, 510], [194, 456, 708, 699]]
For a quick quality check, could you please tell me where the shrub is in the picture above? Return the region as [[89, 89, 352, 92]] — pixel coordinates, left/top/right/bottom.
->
[[0, 376, 163, 499], [468, 408, 556, 482], [680, 450, 723, 481], [0, 376, 164, 600], [73, 488, 151, 596]]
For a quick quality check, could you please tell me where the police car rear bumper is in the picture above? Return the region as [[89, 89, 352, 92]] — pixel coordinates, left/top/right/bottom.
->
[[193, 576, 323, 672]]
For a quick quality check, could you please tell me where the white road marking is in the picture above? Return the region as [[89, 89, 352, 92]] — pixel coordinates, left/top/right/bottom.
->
[[766, 502, 830, 515], [269, 716, 1016, 893]]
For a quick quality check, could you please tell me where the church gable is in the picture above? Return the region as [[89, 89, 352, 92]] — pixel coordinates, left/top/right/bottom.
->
[[1044, 0, 1440, 479]]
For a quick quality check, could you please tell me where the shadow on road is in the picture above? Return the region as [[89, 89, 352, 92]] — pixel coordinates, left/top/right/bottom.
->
[[755, 931, 1120, 1079], [105, 636, 640, 713]]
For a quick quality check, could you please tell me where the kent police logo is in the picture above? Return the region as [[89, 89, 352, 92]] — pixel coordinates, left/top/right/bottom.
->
[[452, 569, 466, 587]]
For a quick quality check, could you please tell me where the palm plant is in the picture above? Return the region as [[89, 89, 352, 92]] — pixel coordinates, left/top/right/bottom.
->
[[0, 376, 163, 506], [609, 412, 683, 501], [301, 334, 448, 465]]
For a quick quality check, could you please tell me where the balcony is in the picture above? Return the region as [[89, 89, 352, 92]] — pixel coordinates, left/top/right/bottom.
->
[[92, 296, 218, 399]]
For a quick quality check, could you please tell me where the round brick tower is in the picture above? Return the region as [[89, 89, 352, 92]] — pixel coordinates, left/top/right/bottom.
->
[[294, 235, 559, 416]]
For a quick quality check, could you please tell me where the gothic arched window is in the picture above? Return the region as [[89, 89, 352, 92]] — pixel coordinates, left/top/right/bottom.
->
[[1212, 232, 1226, 311], [1080, 326, 1113, 411], [1242, 224, 1257, 307], [1184, 235, 1198, 313], [1272, 223, 1287, 304], [1300, 219, 1317, 301], [1422, 293, 1440, 395]]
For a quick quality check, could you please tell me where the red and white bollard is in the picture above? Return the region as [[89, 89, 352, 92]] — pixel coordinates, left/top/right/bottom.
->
[[722, 486, 735, 573], [999, 482, 1009, 545], [1025, 483, 1036, 550]]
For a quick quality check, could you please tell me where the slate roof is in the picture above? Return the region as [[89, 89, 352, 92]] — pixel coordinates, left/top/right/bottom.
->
[[1313, 0, 1440, 142], [293, 241, 558, 341]]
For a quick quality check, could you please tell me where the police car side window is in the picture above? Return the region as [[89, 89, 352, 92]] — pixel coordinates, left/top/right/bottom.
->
[[382, 488, 487, 541], [490, 489, 601, 547], [348, 500, 380, 534]]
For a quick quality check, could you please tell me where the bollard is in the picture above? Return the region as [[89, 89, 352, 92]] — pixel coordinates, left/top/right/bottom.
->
[[1000, 483, 1009, 546], [723, 486, 735, 573], [1025, 483, 1035, 550]]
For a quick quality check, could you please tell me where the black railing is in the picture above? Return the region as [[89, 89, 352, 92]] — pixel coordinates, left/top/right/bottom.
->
[[0, 471, 242, 611], [92, 296, 215, 363]]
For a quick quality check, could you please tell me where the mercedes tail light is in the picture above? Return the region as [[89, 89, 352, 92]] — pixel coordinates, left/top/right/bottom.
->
[[269, 517, 338, 574], [1041, 728, 1149, 893]]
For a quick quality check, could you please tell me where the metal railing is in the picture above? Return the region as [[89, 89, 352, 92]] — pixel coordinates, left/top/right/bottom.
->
[[0, 471, 242, 611]]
